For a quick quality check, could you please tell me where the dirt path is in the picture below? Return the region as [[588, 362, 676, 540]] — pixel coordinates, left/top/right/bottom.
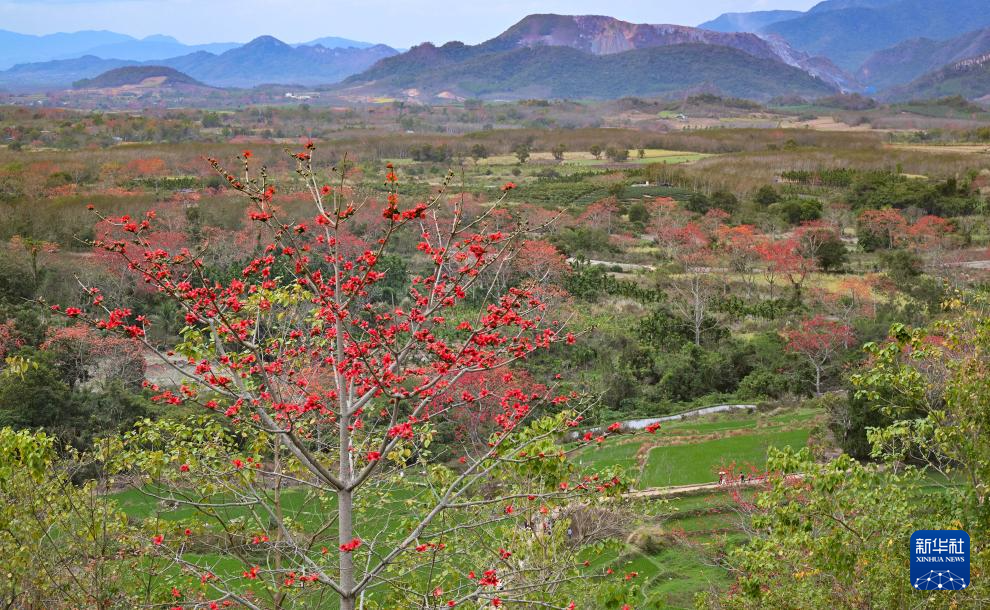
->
[[622, 473, 803, 500]]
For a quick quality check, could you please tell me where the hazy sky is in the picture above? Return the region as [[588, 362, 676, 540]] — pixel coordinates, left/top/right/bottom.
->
[[0, 0, 819, 47]]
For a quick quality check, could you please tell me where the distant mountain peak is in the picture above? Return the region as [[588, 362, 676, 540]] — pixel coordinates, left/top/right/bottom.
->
[[243, 35, 291, 49], [482, 13, 854, 89], [340, 13, 846, 102], [143, 34, 180, 43], [698, 10, 803, 33]]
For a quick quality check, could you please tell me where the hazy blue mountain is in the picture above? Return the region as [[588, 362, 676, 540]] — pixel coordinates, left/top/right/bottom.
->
[[62, 35, 240, 62], [763, 0, 990, 70], [158, 36, 399, 87], [0, 55, 135, 90], [886, 53, 990, 100], [698, 11, 802, 33], [0, 29, 397, 72], [297, 36, 377, 49], [859, 27, 990, 90], [0, 35, 399, 89], [0, 29, 133, 69], [805, 0, 898, 13]]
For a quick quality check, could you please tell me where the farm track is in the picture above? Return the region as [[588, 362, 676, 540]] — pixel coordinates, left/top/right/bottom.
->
[[622, 473, 803, 500]]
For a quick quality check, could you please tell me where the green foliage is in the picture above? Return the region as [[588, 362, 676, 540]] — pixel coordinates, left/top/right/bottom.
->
[[0, 349, 75, 431], [813, 233, 848, 271], [551, 227, 613, 258], [627, 201, 649, 224], [513, 142, 531, 164], [0, 347, 150, 450], [779, 168, 863, 187], [768, 197, 822, 225], [512, 181, 604, 205], [876, 250, 947, 311], [637, 307, 695, 352], [408, 143, 452, 162], [605, 147, 629, 162], [469, 143, 489, 162], [700, 450, 929, 609], [562, 264, 664, 303], [880, 249, 923, 282], [826, 386, 892, 460], [0, 250, 35, 302], [848, 172, 983, 216], [715, 296, 801, 321], [752, 184, 779, 206], [201, 111, 222, 128], [709, 190, 739, 213], [685, 192, 710, 214], [0, 429, 135, 608], [653, 343, 741, 402]]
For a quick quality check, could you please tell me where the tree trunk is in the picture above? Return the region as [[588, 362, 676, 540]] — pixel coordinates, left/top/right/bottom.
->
[[693, 279, 703, 346], [339, 409, 355, 608]]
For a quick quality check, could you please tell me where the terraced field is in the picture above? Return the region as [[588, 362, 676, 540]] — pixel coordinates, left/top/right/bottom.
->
[[576, 406, 821, 607], [113, 406, 821, 608]]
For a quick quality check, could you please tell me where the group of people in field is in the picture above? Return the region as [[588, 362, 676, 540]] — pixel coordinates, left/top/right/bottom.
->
[[717, 470, 749, 485]]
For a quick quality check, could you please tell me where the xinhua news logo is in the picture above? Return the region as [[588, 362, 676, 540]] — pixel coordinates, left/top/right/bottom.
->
[[911, 530, 970, 591]]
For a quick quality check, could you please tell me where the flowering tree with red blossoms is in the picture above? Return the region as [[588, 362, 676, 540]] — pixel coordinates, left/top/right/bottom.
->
[[65, 146, 636, 610], [784, 315, 855, 396]]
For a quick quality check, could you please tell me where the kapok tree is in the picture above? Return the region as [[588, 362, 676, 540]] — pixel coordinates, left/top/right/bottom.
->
[[784, 315, 855, 395], [664, 222, 724, 346], [718, 224, 764, 298], [757, 238, 815, 299], [68, 145, 631, 610], [856, 208, 907, 251]]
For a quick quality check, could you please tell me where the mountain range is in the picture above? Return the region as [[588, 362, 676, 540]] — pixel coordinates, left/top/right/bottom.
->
[[4, 2, 990, 102], [0, 29, 383, 70], [761, 0, 990, 71], [0, 36, 398, 90], [336, 14, 849, 101], [858, 27, 990, 91], [886, 52, 990, 100], [700, 0, 990, 100], [698, 10, 803, 33]]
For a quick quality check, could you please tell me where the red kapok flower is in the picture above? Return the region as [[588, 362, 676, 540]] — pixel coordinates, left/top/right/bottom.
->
[[339, 538, 362, 552]]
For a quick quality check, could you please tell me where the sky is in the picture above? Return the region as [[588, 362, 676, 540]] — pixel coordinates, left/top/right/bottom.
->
[[0, 0, 820, 47]]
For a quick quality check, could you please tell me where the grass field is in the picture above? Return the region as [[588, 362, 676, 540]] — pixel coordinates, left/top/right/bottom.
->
[[112, 406, 821, 608], [640, 428, 811, 487], [575, 406, 820, 488], [576, 406, 819, 607]]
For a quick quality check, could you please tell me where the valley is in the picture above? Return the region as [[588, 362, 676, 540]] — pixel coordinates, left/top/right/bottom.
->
[[2, 1, 990, 608]]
